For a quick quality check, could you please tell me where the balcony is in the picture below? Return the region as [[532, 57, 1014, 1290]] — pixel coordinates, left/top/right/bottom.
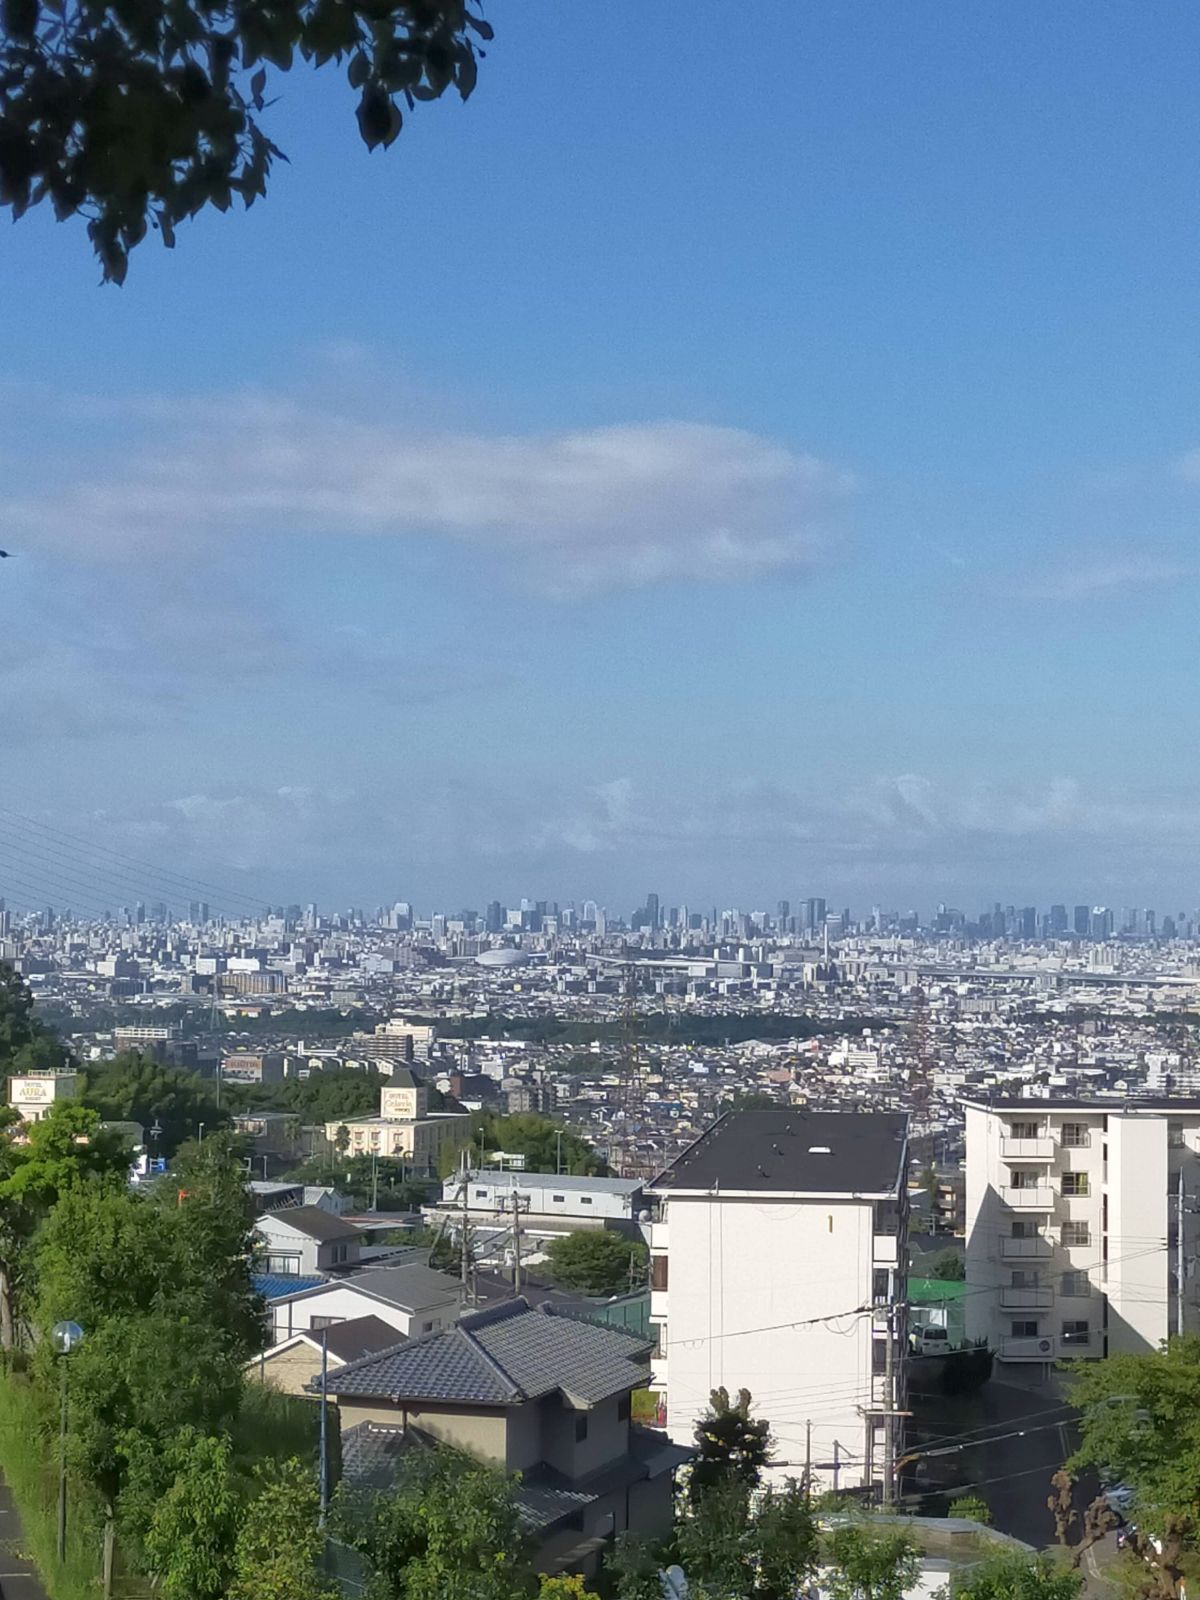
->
[[1000, 1334, 1057, 1362], [1000, 1285, 1054, 1310], [1001, 1137, 1055, 1161], [1001, 1185, 1055, 1210], [1001, 1235, 1052, 1259]]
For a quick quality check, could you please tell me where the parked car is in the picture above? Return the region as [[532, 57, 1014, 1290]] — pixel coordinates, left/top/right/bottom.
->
[[909, 1323, 951, 1355]]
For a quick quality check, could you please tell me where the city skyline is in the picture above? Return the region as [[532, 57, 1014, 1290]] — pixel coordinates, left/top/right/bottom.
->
[[5, 4, 1200, 907]]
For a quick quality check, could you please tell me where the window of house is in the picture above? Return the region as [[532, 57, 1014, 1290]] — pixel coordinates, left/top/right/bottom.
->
[[580, 1197, 593, 1205], [651, 1256, 668, 1291], [575, 1414, 589, 1443], [1010, 1121, 1039, 1140], [1062, 1320, 1090, 1346], [1010, 1320, 1039, 1338], [1062, 1221, 1090, 1247], [617, 1395, 631, 1423], [552, 1195, 565, 1203], [475, 1189, 487, 1198], [1061, 1271, 1090, 1297], [1061, 1123, 1089, 1149], [422, 1321, 434, 1334], [266, 1253, 301, 1275], [651, 1322, 666, 1358], [1061, 1173, 1089, 1197], [310, 1315, 345, 1330]]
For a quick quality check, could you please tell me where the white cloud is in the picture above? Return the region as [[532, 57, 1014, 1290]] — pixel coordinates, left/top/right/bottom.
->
[[1016, 556, 1192, 602], [3, 393, 850, 598]]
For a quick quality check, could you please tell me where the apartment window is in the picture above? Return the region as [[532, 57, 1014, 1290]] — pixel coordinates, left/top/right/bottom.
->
[[1061, 1173, 1090, 1197], [1062, 1320, 1090, 1346], [1011, 1320, 1039, 1338], [552, 1195, 565, 1203], [1010, 1121, 1039, 1140], [1061, 1271, 1090, 1297], [872, 1337, 888, 1375], [651, 1321, 666, 1358], [575, 1414, 589, 1443], [651, 1256, 669, 1291], [617, 1394, 631, 1423], [1009, 1170, 1040, 1190], [1010, 1219, 1032, 1238], [1011, 1270, 1040, 1288], [872, 1268, 890, 1304], [580, 1197, 593, 1205], [1062, 1221, 1091, 1247], [1061, 1123, 1090, 1149]]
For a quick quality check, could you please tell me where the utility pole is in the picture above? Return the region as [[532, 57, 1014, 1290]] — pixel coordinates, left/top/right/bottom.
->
[[882, 1301, 896, 1510], [499, 1189, 529, 1295], [1178, 1167, 1186, 1338], [318, 1328, 329, 1529], [804, 1419, 812, 1502], [459, 1151, 473, 1303], [371, 1150, 379, 1213]]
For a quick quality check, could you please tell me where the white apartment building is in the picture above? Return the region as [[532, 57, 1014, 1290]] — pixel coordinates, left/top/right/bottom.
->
[[646, 1109, 909, 1495], [964, 1098, 1200, 1367]]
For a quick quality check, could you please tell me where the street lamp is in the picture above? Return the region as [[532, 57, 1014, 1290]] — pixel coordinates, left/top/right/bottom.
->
[[197, 1122, 206, 1144], [52, 1321, 84, 1562]]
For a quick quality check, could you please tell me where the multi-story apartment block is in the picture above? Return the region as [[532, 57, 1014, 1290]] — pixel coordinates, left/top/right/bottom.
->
[[964, 1098, 1200, 1366], [646, 1109, 909, 1495]]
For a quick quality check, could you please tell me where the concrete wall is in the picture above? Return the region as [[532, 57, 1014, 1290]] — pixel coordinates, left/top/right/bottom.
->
[[657, 1192, 882, 1488], [541, 1394, 630, 1480], [1108, 1117, 1169, 1353], [336, 1400, 509, 1465]]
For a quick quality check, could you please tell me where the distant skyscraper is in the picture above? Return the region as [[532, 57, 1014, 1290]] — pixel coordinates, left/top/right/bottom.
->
[[1049, 904, 1068, 935], [805, 897, 826, 932], [1074, 905, 1090, 937], [1090, 906, 1114, 940], [646, 892, 660, 930], [486, 900, 504, 934], [777, 899, 790, 931]]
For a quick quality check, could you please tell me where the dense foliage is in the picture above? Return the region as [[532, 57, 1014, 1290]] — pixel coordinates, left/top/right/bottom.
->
[[689, 1387, 772, 1504], [1068, 1336, 1200, 1597], [455, 1111, 607, 1178], [0, 0, 491, 280], [82, 1050, 228, 1155], [543, 1229, 647, 1297]]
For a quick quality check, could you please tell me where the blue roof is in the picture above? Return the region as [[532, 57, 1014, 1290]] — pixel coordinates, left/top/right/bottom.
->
[[253, 1273, 326, 1301]]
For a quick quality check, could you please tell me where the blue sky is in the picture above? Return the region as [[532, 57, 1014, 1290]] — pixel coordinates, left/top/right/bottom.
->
[[3, 0, 1200, 917]]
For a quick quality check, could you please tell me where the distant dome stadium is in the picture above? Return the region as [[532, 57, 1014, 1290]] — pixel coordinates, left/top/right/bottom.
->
[[475, 948, 531, 969]]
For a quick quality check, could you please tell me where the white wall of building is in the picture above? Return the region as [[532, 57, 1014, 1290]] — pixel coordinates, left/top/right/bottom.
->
[[651, 1194, 899, 1491]]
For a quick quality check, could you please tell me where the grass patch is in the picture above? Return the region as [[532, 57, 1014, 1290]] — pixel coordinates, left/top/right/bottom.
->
[[235, 1380, 329, 1473], [0, 1368, 102, 1600]]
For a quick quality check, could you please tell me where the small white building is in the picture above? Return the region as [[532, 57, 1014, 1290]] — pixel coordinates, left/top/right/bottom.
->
[[326, 1066, 470, 1173], [646, 1109, 910, 1495], [263, 1261, 463, 1344], [426, 1170, 646, 1241], [8, 1071, 78, 1124], [964, 1096, 1200, 1366]]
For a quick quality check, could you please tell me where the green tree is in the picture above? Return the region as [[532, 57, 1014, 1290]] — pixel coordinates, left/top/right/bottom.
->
[[464, 1111, 606, 1177], [339, 1444, 529, 1600], [926, 1251, 966, 1281], [273, 1065, 389, 1125], [0, 962, 70, 1073], [228, 1458, 336, 1600], [0, 1098, 133, 1347], [955, 1552, 1083, 1600], [82, 1051, 226, 1156], [824, 1526, 920, 1600], [605, 1533, 664, 1600], [689, 1387, 771, 1503], [144, 1429, 242, 1600], [544, 1229, 647, 1297], [0, 3, 492, 281], [33, 1137, 263, 1587], [675, 1479, 817, 1600], [1067, 1337, 1200, 1597], [948, 1494, 991, 1525]]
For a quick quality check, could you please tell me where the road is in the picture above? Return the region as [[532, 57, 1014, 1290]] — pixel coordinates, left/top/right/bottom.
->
[[904, 1375, 1098, 1549], [0, 1476, 48, 1600]]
